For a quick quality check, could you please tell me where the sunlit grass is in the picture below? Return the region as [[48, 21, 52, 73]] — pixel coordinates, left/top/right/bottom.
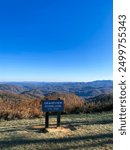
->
[[0, 111, 113, 150]]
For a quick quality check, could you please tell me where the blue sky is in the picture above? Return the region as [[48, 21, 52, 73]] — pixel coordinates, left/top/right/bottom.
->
[[0, 0, 112, 82]]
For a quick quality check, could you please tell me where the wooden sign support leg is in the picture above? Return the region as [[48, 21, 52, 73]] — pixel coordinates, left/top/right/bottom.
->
[[57, 112, 61, 127], [45, 112, 49, 128]]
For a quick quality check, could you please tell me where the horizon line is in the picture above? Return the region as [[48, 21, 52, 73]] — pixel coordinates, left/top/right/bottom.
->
[[0, 79, 113, 83]]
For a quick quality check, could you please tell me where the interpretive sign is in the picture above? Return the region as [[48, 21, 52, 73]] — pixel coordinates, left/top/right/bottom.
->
[[42, 99, 64, 128], [42, 100, 64, 112]]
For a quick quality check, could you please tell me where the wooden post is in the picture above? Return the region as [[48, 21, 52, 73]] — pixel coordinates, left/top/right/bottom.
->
[[45, 112, 49, 128], [57, 112, 61, 127]]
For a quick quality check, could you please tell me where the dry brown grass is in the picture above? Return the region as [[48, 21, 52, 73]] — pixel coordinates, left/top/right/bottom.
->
[[0, 112, 113, 150]]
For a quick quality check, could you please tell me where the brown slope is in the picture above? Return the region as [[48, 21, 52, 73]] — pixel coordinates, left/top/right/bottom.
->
[[44, 92, 84, 113]]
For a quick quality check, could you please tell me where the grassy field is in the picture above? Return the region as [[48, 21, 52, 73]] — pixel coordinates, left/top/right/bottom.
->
[[0, 112, 113, 150]]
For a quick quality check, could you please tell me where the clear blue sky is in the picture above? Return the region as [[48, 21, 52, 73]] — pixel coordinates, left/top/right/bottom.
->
[[0, 0, 112, 82]]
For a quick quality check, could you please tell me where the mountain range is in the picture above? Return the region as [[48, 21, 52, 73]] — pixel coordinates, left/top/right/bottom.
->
[[0, 80, 113, 99], [0, 80, 113, 120]]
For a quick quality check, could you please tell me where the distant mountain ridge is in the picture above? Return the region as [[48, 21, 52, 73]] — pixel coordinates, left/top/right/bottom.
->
[[0, 84, 26, 94], [0, 80, 113, 98]]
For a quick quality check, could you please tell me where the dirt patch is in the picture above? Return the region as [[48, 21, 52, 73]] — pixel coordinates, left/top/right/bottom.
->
[[31, 125, 72, 135], [32, 125, 45, 130], [47, 126, 71, 133]]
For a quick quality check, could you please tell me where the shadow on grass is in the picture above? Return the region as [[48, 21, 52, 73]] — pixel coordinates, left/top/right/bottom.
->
[[0, 133, 113, 149], [0, 118, 112, 133], [53, 139, 113, 150], [61, 119, 113, 127]]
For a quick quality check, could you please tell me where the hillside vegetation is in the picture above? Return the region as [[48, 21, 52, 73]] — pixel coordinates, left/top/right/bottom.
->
[[0, 81, 113, 120], [0, 92, 85, 120], [84, 93, 113, 113], [0, 91, 43, 120], [0, 90, 112, 120]]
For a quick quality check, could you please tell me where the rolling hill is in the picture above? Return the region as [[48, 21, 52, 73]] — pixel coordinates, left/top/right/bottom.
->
[[0, 80, 113, 98]]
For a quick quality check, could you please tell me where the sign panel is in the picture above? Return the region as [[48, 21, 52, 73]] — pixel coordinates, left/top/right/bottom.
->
[[42, 100, 64, 112]]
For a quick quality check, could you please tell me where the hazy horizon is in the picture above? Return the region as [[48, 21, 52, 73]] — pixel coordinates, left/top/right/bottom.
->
[[0, 79, 113, 83]]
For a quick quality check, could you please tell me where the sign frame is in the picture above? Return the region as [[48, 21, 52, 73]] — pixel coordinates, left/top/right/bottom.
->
[[42, 100, 64, 112], [42, 99, 64, 128]]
